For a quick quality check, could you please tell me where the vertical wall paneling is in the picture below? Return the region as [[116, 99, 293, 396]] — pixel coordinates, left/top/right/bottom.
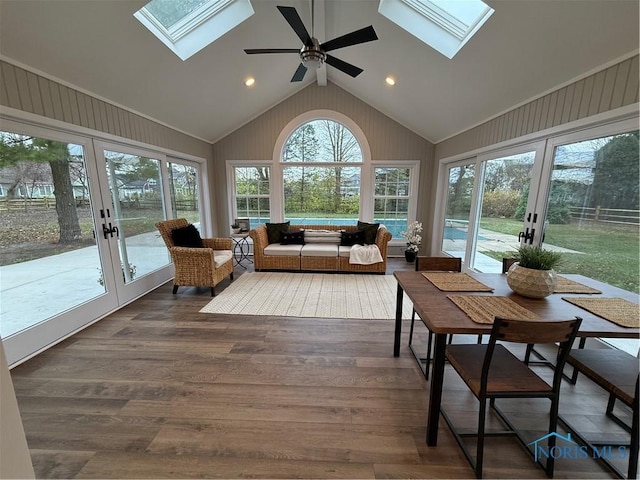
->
[[0, 60, 211, 162], [26, 72, 43, 116], [622, 56, 639, 105], [560, 84, 573, 124], [435, 55, 638, 161], [588, 70, 606, 117], [59, 85, 73, 124], [1, 64, 21, 110], [49, 82, 64, 121], [14, 68, 32, 113], [600, 65, 617, 112], [569, 80, 584, 122], [553, 88, 565, 126], [611, 59, 631, 109], [37, 76, 54, 118]]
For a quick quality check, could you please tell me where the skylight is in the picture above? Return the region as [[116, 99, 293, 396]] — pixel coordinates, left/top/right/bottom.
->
[[134, 0, 254, 61], [378, 0, 494, 59]]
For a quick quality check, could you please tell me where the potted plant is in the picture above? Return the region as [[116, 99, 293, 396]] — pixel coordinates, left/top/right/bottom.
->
[[506, 245, 562, 298], [401, 221, 422, 263], [231, 222, 241, 234]]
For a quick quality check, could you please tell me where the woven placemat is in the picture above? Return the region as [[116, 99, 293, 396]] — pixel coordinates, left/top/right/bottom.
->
[[554, 276, 602, 294], [563, 297, 639, 328], [422, 272, 494, 292], [447, 295, 539, 324]]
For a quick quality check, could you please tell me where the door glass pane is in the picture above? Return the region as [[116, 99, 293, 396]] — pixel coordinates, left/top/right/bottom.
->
[[0, 132, 105, 337], [441, 163, 475, 260], [235, 166, 270, 227], [542, 131, 639, 293], [104, 150, 168, 282], [283, 166, 360, 224], [472, 152, 535, 271], [168, 161, 200, 224], [374, 167, 411, 238]]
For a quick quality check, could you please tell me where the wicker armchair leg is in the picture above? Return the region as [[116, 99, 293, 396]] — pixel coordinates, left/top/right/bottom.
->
[[172, 285, 179, 294], [230, 273, 234, 281]]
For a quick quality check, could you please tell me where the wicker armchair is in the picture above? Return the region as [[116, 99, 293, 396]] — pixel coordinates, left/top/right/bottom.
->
[[156, 218, 234, 296]]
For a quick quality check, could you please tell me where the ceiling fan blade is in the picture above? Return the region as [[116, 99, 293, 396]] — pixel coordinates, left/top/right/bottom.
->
[[321, 26, 378, 52], [277, 6, 313, 47], [325, 55, 364, 78], [244, 48, 300, 54], [291, 63, 307, 82]]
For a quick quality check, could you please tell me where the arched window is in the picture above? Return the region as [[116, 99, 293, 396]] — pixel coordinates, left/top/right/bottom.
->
[[281, 119, 363, 223], [228, 110, 420, 241]]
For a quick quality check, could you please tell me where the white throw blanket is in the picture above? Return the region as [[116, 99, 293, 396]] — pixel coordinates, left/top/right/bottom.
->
[[349, 244, 383, 265]]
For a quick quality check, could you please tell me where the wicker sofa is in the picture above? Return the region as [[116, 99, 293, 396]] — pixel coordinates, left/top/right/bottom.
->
[[249, 224, 392, 273]]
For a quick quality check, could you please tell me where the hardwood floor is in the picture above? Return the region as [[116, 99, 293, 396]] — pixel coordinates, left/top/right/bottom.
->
[[10, 259, 631, 478]]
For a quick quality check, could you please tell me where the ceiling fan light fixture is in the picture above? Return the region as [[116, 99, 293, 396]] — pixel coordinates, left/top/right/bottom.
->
[[300, 39, 326, 69], [301, 50, 325, 69]]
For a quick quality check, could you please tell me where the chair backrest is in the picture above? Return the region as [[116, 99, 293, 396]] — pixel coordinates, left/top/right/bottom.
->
[[483, 316, 582, 393], [415, 256, 462, 272], [156, 218, 189, 248], [502, 257, 517, 273]]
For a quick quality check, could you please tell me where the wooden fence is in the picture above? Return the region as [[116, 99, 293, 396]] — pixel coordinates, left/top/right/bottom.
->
[[569, 206, 639, 225], [0, 197, 197, 212]]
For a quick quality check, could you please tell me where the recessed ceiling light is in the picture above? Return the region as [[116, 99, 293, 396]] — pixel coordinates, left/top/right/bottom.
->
[[385, 77, 396, 86], [245, 77, 255, 87]]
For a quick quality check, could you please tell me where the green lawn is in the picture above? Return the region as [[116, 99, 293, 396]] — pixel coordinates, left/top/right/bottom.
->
[[479, 217, 639, 293]]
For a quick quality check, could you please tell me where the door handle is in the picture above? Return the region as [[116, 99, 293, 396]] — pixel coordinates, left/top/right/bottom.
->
[[518, 228, 535, 245], [102, 222, 118, 239]]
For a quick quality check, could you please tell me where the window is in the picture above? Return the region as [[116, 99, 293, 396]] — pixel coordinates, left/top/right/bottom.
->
[[441, 162, 475, 258], [374, 167, 411, 238], [168, 160, 200, 225], [227, 112, 420, 244], [134, 0, 254, 60], [378, 0, 494, 59], [282, 119, 363, 224], [233, 165, 270, 229]]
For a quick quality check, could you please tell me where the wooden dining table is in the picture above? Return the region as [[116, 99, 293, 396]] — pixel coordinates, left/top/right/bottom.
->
[[393, 270, 640, 447]]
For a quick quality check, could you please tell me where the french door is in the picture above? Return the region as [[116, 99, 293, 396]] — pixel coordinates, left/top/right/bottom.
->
[[0, 122, 202, 366], [437, 116, 639, 294]]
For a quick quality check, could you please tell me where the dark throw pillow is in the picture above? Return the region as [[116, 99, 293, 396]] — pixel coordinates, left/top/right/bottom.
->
[[357, 221, 380, 245], [340, 230, 365, 246], [171, 224, 204, 248], [266, 221, 290, 244], [280, 230, 305, 245]]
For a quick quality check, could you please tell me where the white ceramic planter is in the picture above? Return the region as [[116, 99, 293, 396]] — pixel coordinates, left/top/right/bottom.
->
[[506, 262, 557, 298]]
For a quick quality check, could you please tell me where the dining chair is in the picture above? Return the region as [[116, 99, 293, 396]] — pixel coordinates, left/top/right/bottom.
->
[[409, 256, 461, 379], [156, 218, 234, 296], [442, 315, 582, 479]]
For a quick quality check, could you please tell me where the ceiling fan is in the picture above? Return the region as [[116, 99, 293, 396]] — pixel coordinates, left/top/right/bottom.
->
[[244, 3, 378, 82]]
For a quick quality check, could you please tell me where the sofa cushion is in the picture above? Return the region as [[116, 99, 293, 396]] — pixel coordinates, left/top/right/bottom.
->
[[340, 230, 365, 246], [213, 250, 233, 268], [338, 245, 352, 258], [266, 221, 290, 244], [264, 244, 303, 256], [301, 244, 339, 257], [357, 221, 380, 245], [280, 230, 305, 245], [304, 230, 342, 244], [171, 224, 204, 248]]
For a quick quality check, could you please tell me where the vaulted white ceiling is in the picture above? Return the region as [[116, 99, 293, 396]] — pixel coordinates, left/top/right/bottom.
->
[[0, 0, 638, 144]]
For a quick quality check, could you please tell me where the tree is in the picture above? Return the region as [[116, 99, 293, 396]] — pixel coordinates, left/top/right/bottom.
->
[[590, 132, 639, 209], [0, 133, 82, 243]]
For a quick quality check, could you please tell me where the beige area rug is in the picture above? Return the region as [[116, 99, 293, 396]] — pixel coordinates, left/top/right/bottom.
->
[[200, 272, 414, 319]]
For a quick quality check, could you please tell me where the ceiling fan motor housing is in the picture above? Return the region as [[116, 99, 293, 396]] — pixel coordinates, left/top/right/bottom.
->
[[300, 38, 325, 69]]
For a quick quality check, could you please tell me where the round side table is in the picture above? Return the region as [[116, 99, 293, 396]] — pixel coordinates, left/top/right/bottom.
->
[[231, 233, 253, 268]]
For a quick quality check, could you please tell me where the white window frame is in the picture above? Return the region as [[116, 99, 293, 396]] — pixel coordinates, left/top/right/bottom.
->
[[433, 105, 639, 262]]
